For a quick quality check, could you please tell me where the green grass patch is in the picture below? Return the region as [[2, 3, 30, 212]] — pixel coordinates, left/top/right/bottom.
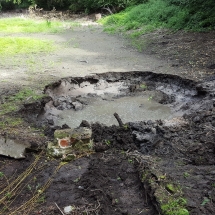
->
[[0, 37, 55, 56], [161, 198, 189, 215], [0, 88, 44, 116], [0, 17, 64, 33], [101, 0, 215, 34], [0, 117, 23, 129]]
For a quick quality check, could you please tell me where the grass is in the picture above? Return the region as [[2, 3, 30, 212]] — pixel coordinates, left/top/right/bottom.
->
[[161, 198, 189, 215], [0, 17, 63, 33], [0, 37, 55, 56], [0, 88, 45, 129], [100, 0, 215, 35], [0, 88, 44, 116]]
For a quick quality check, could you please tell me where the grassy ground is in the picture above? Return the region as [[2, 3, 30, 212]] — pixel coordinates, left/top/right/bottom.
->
[[0, 37, 55, 56], [0, 17, 62, 129], [0, 17, 64, 33], [101, 0, 215, 35]]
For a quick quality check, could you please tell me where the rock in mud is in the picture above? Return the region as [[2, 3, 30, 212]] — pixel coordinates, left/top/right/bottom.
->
[[47, 127, 93, 161], [0, 137, 30, 159]]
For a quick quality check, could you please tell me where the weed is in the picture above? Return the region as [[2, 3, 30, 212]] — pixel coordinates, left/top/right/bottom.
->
[[105, 140, 111, 146], [5, 192, 12, 199], [73, 177, 80, 183], [88, 140, 94, 149], [141, 171, 149, 181], [140, 84, 147, 89], [46, 20, 52, 28], [0, 172, 4, 178], [201, 197, 210, 206], [183, 172, 190, 178], [27, 184, 32, 191], [128, 158, 133, 163], [123, 124, 129, 130], [36, 183, 40, 190], [115, 199, 119, 203], [161, 197, 189, 215], [37, 194, 46, 203], [148, 96, 153, 101], [166, 183, 177, 194]]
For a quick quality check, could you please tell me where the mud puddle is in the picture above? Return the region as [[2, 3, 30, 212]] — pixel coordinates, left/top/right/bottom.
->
[[33, 71, 200, 128], [57, 95, 172, 128]]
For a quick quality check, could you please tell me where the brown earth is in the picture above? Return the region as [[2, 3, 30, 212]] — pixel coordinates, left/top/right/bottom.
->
[[0, 13, 215, 215]]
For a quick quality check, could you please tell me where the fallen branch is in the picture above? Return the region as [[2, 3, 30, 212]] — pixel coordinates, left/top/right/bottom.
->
[[102, 7, 113, 14]]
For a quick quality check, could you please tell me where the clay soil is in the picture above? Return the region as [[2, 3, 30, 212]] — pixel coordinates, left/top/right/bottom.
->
[[0, 13, 215, 215]]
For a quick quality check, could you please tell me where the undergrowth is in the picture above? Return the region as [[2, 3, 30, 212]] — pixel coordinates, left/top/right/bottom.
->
[[101, 0, 215, 34]]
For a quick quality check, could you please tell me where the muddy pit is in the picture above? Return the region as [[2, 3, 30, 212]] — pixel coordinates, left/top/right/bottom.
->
[[1, 71, 215, 215], [32, 71, 201, 128]]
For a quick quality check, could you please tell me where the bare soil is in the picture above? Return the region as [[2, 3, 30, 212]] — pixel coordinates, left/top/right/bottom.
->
[[0, 13, 215, 215]]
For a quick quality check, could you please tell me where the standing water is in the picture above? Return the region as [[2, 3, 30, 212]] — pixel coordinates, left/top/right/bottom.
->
[[56, 95, 172, 128]]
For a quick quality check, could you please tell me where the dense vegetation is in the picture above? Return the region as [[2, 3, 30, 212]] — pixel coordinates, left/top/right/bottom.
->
[[0, 0, 214, 32], [101, 0, 215, 32], [0, 0, 145, 11]]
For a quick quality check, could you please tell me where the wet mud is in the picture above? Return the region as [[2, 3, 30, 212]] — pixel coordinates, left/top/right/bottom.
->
[[22, 71, 203, 128], [1, 71, 215, 215]]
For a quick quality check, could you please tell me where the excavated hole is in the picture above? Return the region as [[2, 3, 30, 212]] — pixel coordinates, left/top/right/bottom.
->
[[35, 71, 200, 128]]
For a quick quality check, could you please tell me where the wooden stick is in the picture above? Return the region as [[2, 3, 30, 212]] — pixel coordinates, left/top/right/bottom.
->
[[114, 113, 124, 127], [54, 202, 65, 215]]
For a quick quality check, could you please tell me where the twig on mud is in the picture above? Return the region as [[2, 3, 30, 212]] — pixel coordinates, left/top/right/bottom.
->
[[54, 202, 65, 215], [90, 189, 106, 196], [113, 112, 124, 127], [83, 200, 101, 214], [79, 60, 88, 63]]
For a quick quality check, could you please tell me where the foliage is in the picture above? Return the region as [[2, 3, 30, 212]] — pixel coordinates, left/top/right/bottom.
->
[[1, 0, 148, 11], [161, 198, 189, 215], [1, 0, 214, 30], [101, 0, 215, 32]]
